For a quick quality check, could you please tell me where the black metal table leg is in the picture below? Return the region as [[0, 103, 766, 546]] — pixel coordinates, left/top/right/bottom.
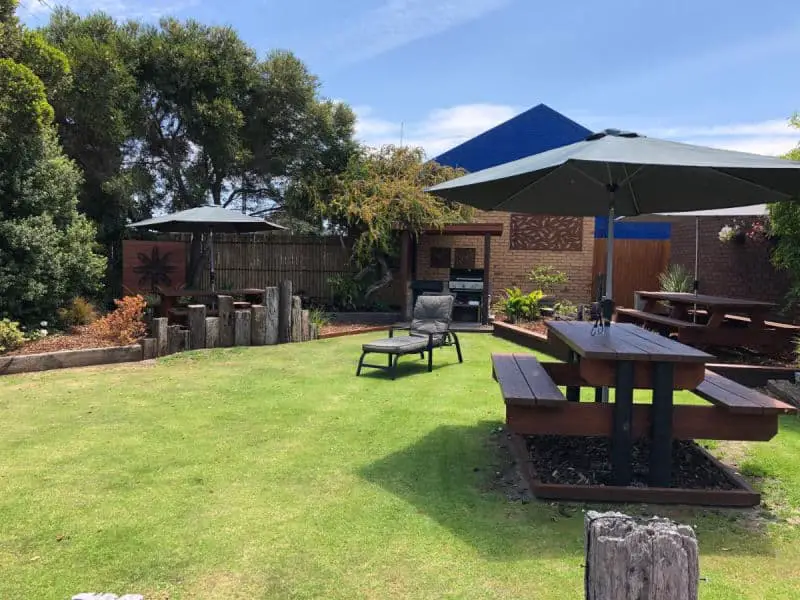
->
[[451, 332, 463, 363], [566, 350, 580, 402], [612, 360, 634, 486], [650, 362, 675, 487]]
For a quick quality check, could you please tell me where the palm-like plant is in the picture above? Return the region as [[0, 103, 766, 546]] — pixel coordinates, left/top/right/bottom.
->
[[658, 264, 694, 293]]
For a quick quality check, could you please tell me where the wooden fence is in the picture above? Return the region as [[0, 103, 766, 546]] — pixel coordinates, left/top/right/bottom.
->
[[165, 234, 355, 301], [592, 239, 671, 308]]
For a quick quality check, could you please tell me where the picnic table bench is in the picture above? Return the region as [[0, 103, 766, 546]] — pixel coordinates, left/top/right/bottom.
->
[[491, 322, 796, 493], [615, 291, 795, 351]]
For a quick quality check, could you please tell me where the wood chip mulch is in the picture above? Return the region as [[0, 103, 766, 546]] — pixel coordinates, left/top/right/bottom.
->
[[4, 327, 119, 356], [319, 323, 388, 337], [526, 435, 736, 490]]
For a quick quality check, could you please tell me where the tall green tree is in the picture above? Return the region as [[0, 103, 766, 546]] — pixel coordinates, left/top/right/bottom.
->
[[0, 0, 106, 323], [319, 145, 472, 295]]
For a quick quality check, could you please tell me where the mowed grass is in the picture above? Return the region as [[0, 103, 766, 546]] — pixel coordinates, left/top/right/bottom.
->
[[1, 334, 799, 599]]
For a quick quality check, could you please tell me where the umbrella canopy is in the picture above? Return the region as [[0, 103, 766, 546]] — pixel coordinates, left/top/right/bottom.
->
[[427, 130, 800, 301], [619, 204, 768, 222], [427, 130, 800, 216], [128, 206, 286, 233]]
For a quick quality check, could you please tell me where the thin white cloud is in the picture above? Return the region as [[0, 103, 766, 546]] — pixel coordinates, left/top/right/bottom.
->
[[18, 0, 198, 22], [331, 0, 511, 64], [358, 105, 800, 159], [355, 103, 518, 158]]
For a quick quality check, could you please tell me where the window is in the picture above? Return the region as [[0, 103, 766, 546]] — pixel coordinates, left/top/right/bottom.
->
[[454, 247, 476, 269], [429, 247, 452, 268]]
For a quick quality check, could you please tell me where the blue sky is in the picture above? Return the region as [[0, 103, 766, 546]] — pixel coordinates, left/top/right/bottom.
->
[[20, 0, 800, 158]]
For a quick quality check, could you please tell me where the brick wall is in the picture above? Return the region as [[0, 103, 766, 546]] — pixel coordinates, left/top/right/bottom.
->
[[416, 211, 596, 303], [670, 216, 790, 316]]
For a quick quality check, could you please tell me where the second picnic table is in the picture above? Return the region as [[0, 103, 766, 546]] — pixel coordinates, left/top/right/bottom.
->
[[546, 321, 712, 487], [616, 291, 799, 351]]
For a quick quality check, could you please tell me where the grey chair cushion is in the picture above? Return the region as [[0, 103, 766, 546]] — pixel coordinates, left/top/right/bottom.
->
[[362, 336, 429, 354], [411, 294, 454, 344]]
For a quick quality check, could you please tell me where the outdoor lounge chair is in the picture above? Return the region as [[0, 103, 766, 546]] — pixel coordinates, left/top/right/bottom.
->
[[356, 294, 463, 379]]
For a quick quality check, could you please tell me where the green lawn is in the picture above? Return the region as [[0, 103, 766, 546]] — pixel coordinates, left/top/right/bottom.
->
[[1, 334, 799, 599]]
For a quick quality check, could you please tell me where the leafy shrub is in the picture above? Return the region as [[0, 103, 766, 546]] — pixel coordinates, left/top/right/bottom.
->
[[328, 274, 366, 311], [658, 264, 694, 293], [309, 308, 330, 328], [57, 297, 99, 328], [553, 300, 578, 320], [528, 266, 568, 295], [495, 288, 545, 323], [90, 295, 147, 345], [0, 318, 26, 353]]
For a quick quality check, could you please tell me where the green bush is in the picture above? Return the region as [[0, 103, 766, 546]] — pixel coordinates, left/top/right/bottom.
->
[[528, 266, 568, 295], [0, 318, 26, 354], [57, 297, 98, 328], [658, 264, 694, 293], [309, 308, 330, 328], [495, 288, 544, 323], [328, 274, 365, 311]]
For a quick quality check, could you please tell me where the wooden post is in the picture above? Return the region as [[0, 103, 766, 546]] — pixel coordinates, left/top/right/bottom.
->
[[180, 329, 190, 352], [310, 323, 319, 340], [188, 304, 207, 350], [234, 310, 251, 346], [251, 305, 267, 346], [612, 361, 635, 486], [152, 317, 168, 357], [218, 295, 235, 347], [585, 511, 698, 600], [141, 338, 157, 360], [482, 233, 491, 324], [167, 325, 184, 355], [278, 280, 292, 343], [205, 317, 220, 348], [300, 310, 310, 342], [264, 286, 279, 345], [290, 296, 302, 342], [566, 350, 581, 402], [650, 362, 675, 487]]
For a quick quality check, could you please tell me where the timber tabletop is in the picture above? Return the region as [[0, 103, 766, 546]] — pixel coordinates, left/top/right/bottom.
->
[[545, 321, 714, 363], [635, 291, 775, 309]]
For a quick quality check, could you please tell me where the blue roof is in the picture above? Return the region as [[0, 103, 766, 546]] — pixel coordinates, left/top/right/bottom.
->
[[433, 103, 592, 172]]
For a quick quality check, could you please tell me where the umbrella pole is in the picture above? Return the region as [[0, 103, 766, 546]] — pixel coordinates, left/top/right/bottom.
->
[[605, 205, 615, 301], [209, 229, 216, 292], [693, 216, 699, 323]]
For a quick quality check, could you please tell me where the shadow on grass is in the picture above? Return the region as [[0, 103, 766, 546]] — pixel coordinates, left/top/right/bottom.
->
[[360, 421, 776, 559], [355, 355, 462, 380]]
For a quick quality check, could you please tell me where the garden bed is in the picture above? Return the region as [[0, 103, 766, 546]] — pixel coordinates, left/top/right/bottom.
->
[[508, 432, 759, 507], [3, 326, 119, 356], [319, 324, 388, 339]]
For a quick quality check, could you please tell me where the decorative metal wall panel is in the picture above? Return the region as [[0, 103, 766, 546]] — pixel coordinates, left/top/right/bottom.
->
[[510, 214, 583, 251], [453, 247, 476, 269], [429, 247, 452, 268]]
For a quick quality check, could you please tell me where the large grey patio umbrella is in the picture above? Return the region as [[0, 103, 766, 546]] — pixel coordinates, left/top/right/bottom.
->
[[427, 129, 800, 301], [128, 206, 285, 290]]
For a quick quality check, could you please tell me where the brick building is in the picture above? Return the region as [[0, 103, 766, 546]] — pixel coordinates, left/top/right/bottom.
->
[[407, 104, 597, 318]]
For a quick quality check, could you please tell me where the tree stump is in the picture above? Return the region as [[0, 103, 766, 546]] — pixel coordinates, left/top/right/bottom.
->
[[300, 310, 310, 342], [234, 310, 251, 346], [188, 304, 207, 350], [290, 296, 302, 342], [167, 325, 185, 355], [278, 280, 293, 343], [152, 318, 168, 357], [264, 287, 279, 345], [218, 295, 235, 347], [141, 338, 157, 360], [251, 305, 267, 346], [585, 511, 698, 600], [205, 317, 220, 348]]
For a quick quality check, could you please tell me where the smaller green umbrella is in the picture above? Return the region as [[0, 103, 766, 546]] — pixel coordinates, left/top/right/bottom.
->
[[128, 206, 285, 290]]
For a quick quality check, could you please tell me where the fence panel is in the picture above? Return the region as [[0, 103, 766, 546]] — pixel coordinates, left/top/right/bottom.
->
[[592, 239, 671, 307]]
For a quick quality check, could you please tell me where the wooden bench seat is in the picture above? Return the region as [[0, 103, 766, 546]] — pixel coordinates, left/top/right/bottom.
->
[[690, 309, 800, 331], [491, 353, 566, 407], [695, 370, 796, 415], [615, 308, 702, 330]]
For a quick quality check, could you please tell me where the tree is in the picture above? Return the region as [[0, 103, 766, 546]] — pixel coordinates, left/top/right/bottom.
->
[[318, 145, 472, 296], [0, 1, 106, 323], [768, 113, 800, 306]]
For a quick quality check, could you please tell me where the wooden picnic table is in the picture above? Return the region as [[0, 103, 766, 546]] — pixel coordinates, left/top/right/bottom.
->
[[545, 321, 713, 487], [636, 291, 775, 328]]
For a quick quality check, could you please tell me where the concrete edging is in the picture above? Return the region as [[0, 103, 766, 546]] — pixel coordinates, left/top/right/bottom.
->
[[0, 344, 144, 376]]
